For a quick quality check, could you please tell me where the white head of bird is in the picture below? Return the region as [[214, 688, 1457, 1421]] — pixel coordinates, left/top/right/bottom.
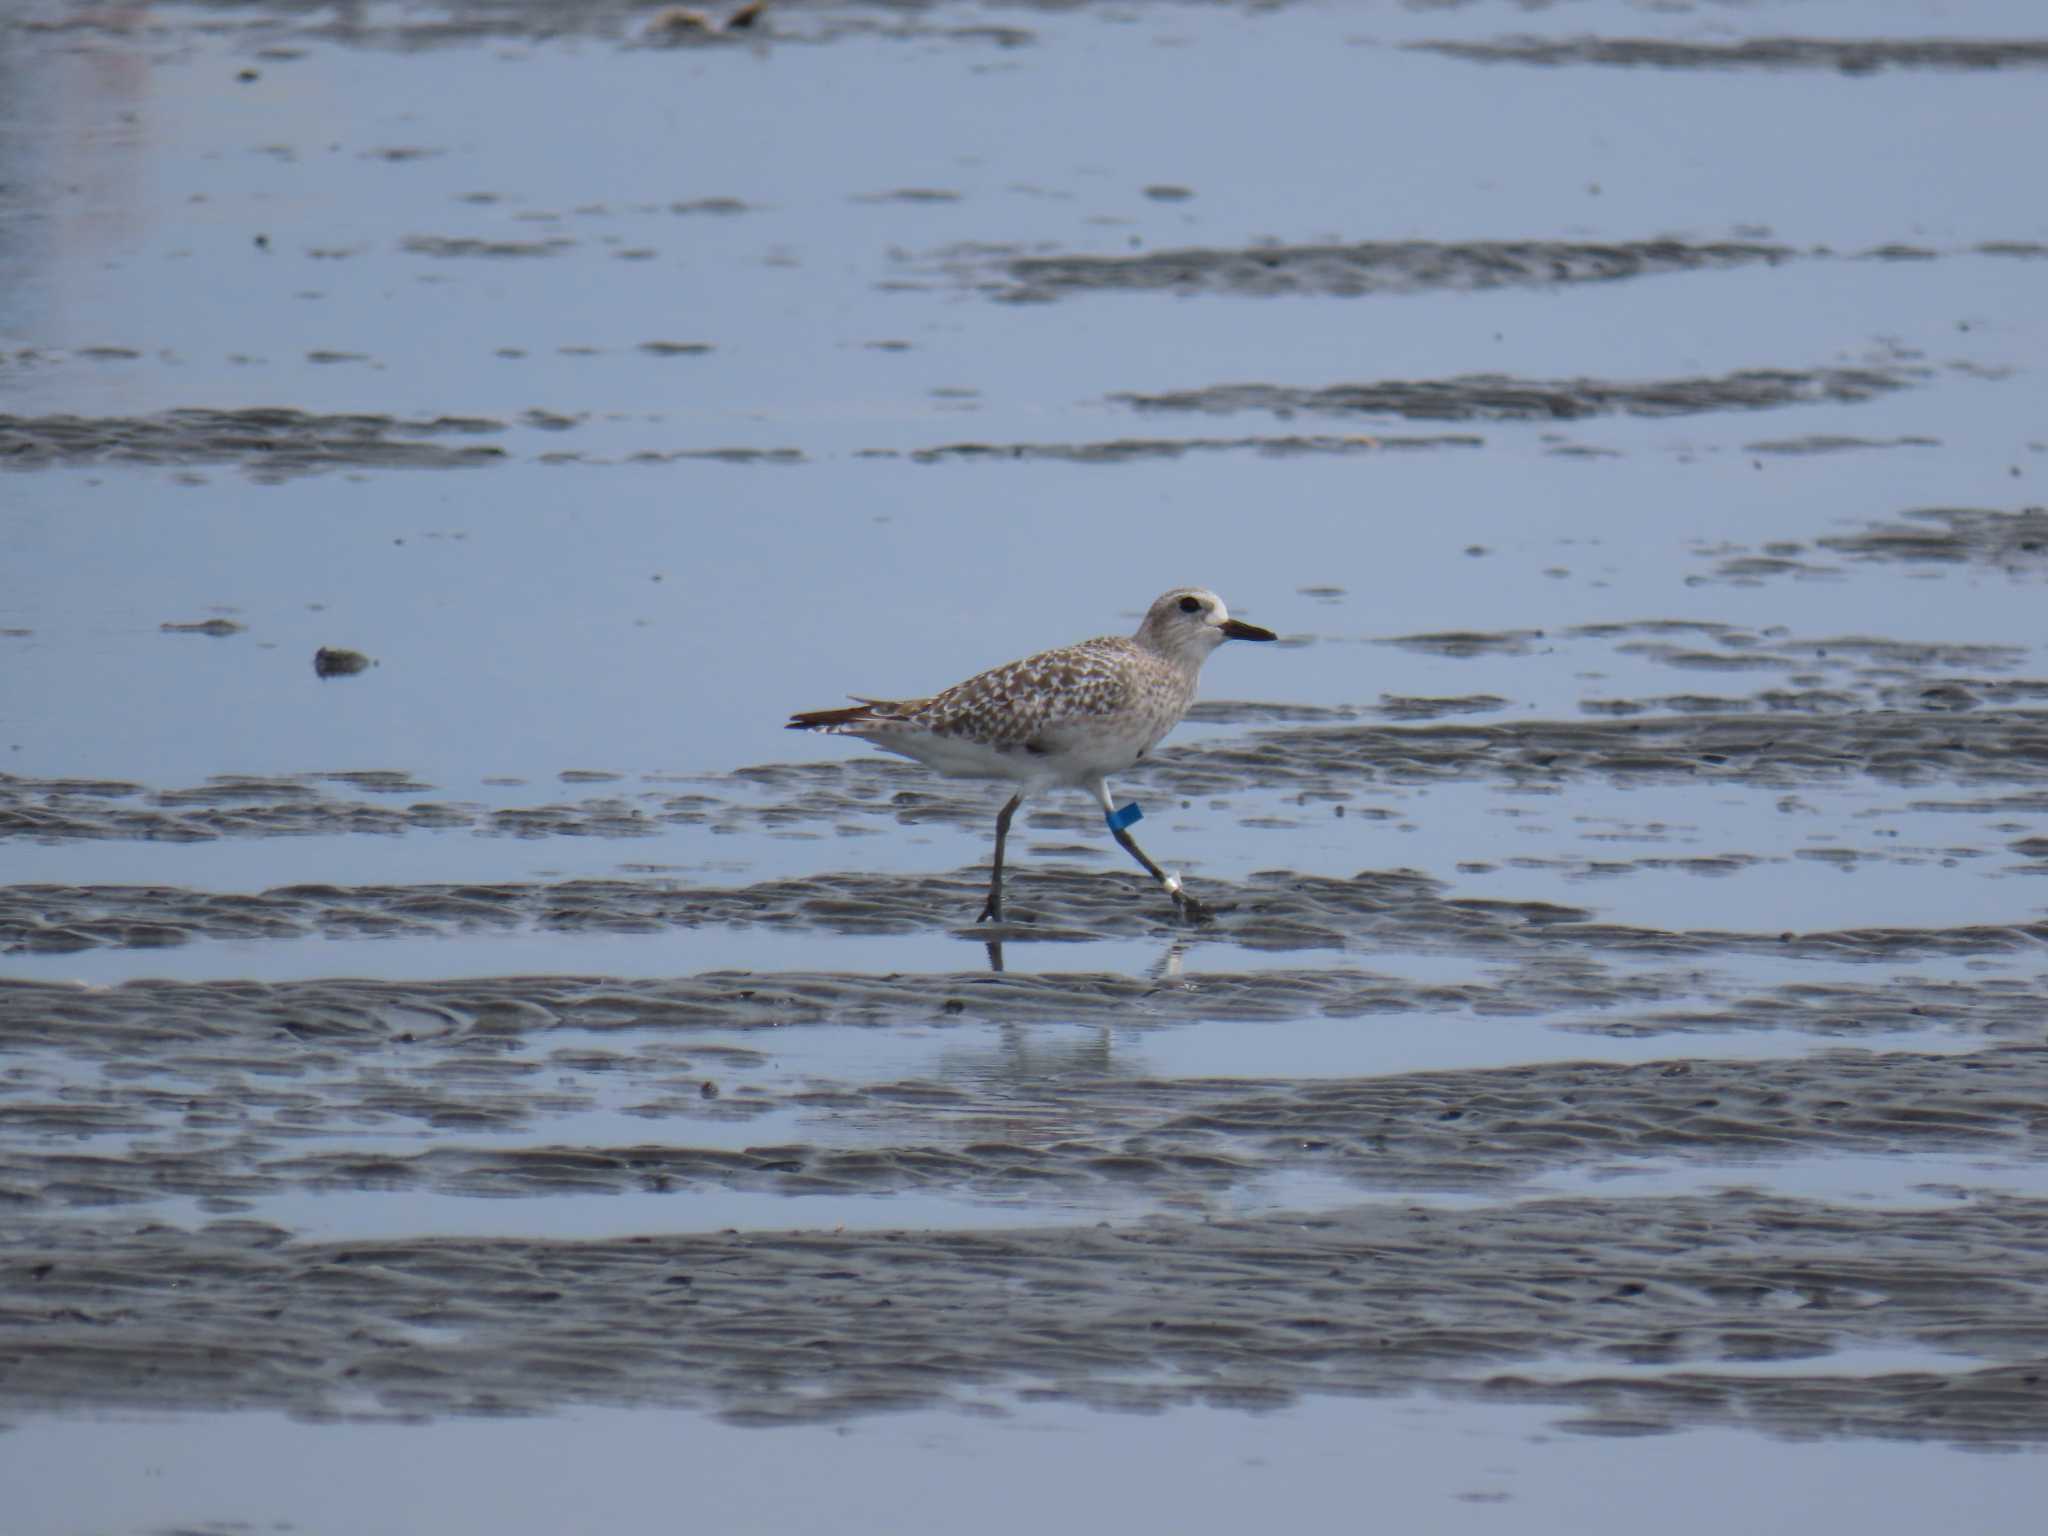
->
[[1134, 587, 1277, 668]]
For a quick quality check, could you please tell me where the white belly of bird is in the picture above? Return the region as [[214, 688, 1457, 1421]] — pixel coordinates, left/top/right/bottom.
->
[[1041, 710, 1171, 784], [875, 708, 1172, 790]]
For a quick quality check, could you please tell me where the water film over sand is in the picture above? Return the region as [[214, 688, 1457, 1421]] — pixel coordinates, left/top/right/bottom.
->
[[4, 0, 2048, 1530]]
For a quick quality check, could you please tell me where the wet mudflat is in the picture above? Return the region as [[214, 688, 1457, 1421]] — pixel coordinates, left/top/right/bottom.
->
[[4, 0, 2048, 1529]]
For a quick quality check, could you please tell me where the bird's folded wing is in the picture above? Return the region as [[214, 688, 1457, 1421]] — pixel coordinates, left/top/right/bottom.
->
[[916, 643, 1133, 744]]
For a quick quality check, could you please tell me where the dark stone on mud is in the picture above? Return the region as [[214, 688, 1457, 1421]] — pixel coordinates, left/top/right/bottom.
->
[[314, 646, 373, 678]]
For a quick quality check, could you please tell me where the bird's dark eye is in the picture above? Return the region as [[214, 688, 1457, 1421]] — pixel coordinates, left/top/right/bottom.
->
[[1178, 596, 1201, 613]]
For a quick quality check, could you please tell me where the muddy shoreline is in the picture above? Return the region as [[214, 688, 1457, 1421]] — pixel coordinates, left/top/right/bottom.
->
[[3, 976, 2042, 1203], [5, 1193, 2046, 1445]]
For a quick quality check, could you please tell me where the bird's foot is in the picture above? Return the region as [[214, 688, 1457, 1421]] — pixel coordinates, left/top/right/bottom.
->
[[977, 894, 1001, 924], [1164, 876, 1213, 926]]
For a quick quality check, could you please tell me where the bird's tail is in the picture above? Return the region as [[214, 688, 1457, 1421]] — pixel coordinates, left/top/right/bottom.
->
[[786, 697, 913, 732]]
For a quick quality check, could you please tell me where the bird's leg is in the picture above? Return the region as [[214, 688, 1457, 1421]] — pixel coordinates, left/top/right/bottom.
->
[[1099, 785, 1212, 924], [1109, 822, 1212, 922], [978, 793, 1024, 924]]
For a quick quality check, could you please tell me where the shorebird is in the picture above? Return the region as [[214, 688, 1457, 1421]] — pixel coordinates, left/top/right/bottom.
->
[[787, 587, 1277, 923]]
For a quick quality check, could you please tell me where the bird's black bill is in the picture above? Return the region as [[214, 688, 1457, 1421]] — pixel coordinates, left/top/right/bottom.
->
[[1221, 618, 1277, 642]]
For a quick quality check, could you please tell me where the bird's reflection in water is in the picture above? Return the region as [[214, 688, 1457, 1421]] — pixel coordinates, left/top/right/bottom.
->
[[1147, 939, 1188, 987], [978, 933, 1189, 981], [923, 937, 1200, 1113]]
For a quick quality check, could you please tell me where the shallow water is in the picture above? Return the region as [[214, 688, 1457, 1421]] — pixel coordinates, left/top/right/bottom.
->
[[5, 0, 2048, 1526], [12, 1394, 2048, 1536]]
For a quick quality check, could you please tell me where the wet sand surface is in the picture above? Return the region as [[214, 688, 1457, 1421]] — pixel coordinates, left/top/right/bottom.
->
[[5, 0, 2048, 1528], [9, 1193, 2048, 1441]]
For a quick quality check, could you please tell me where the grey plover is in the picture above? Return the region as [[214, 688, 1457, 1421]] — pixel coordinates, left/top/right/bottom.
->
[[787, 587, 1276, 923]]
